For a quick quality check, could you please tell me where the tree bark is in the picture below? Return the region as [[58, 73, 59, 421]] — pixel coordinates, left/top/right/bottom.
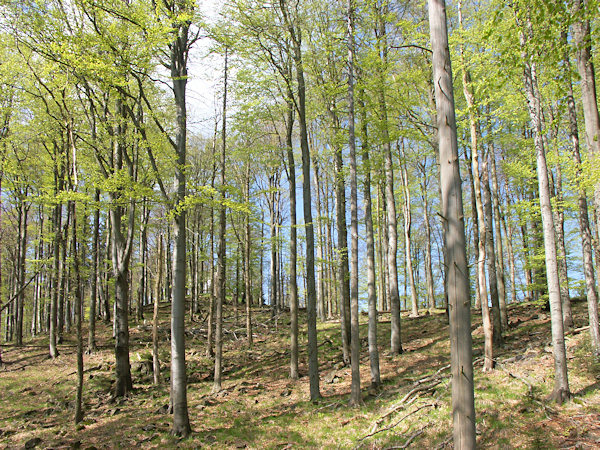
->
[[563, 29, 600, 356], [358, 89, 381, 387], [87, 189, 100, 353], [375, 2, 402, 355], [213, 49, 228, 395], [482, 157, 503, 346], [399, 149, 418, 317], [284, 95, 299, 379], [347, 0, 362, 406], [573, 0, 600, 257], [517, 12, 570, 403], [153, 235, 163, 385], [429, 1, 476, 447], [169, 22, 191, 434], [457, 1, 492, 369], [279, 0, 320, 401], [490, 148, 509, 329]]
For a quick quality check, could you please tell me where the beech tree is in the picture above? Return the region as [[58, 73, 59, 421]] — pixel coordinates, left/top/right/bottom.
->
[[428, 0, 476, 447]]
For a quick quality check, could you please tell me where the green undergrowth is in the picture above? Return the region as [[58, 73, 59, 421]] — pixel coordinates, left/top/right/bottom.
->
[[1, 300, 600, 448]]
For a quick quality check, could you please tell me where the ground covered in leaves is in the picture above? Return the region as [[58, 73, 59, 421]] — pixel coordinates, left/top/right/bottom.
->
[[1, 299, 600, 449]]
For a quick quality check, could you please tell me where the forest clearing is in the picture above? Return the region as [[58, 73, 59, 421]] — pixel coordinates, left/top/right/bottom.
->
[[1, 300, 600, 449]]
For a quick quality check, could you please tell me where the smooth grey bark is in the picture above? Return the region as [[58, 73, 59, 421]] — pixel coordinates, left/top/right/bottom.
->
[[517, 12, 570, 403], [573, 0, 600, 250], [138, 198, 149, 322], [358, 89, 381, 387], [429, 0, 476, 447], [87, 189, 100, 353], [153, 235, 163, 385], [500, 204, 518, 305], [169, 19, 191, 435], [347, 0, 361, 406], [312, 155, 326, 321], [457, 4, 492, 369], [563, 31, 600, 356], [109, 166, 135, 398], [375, 3, 402, 354], [269, 172, 279, 314], [419, 161, 436, 312], [332, 108, 351, 365], [70, 201, 84, 424], [490, 149, 508, 328], [206, 134, 217, 358], [279, 0, 320, 401], [399, 150, 418, 317], [213, 49, 228, 396], [15, 197, 29, 347], [244, 162, 253, 348], [549, 151, 573, 329], [284, 95, 299, 380], [49, 199, 61, 359], [482, 157, 503, 346]]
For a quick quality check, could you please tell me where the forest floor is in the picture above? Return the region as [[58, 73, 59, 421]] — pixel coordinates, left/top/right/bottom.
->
[[1, 299, 600, 449]]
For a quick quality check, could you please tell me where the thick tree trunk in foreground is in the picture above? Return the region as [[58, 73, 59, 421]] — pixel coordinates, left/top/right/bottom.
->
[[429, 0, 476, 447]]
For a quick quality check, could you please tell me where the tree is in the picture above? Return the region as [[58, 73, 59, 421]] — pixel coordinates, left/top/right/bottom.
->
[[346, 0, 361, 407], [514, 5, 570, 403], [428, 0, 476, 447]]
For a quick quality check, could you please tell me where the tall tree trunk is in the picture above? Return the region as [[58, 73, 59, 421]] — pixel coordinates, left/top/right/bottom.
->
[[421, 168, 436, 311], [15, 198, 28, 347], [244, 163, 253, 348], [87, 189, 100, 353], [375, 3, 402, 354], [482, 157, 503, 345], [285, 95, 299, 379], [550, 156, 573, 329], [169, 25, 192, 435], [311, 151, 325, 321], [399, 150, 418, 317], [280, 0, 320, 400], [153, 235, 163, 385], [429, 1, 476, 447], [490, 148, 509, 328], [358, 89, 381, 387], [269, 173, 279, 315], [70, 200, 84, 424], [49, 199, 61, 359], [501, 205, 517, 305], [333, 109, 351, 365], [347, 0, 361, 405], [206, 136, 217, 358], [517, 12, 570, 403], [564, 28, 600, 356], [458, 1, 492, 369], [573, 0, 600, 251], [213, 49, 228, 395], [110, 100, 134, 399]]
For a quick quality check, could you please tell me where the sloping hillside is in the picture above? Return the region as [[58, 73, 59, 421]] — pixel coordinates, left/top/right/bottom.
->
[[1, 300, 599, 448]]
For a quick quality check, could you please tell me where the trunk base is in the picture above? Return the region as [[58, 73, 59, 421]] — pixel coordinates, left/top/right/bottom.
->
[[547, 387, 571, 404]]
